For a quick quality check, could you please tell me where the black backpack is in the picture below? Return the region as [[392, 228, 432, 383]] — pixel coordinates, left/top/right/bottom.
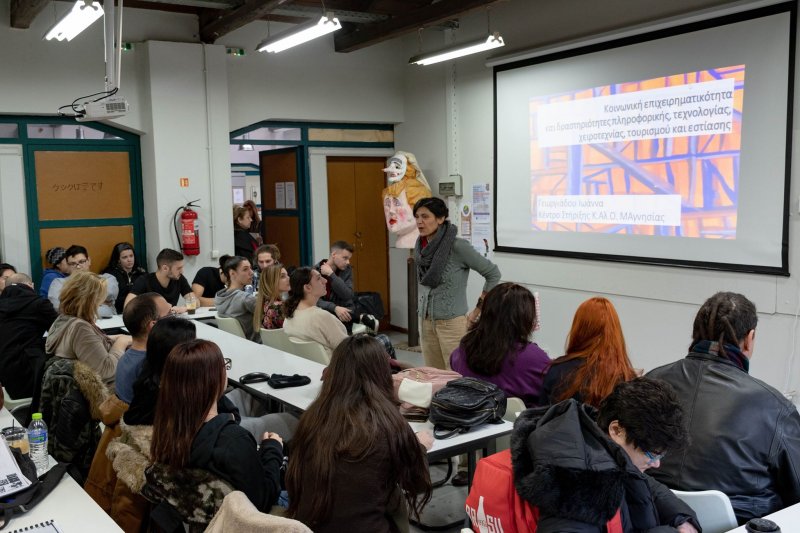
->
[[429, 377, 507, 439]]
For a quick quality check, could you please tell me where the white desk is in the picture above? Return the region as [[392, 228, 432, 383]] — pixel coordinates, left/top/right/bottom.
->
[[96, 307, 218, 331], [0, 409, 122, 532], [726, 502, 800, 532], [193, 321, 514, 460]]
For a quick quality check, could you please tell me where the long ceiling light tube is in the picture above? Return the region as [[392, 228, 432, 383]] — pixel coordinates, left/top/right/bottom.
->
[[409, 32, 505, 66], [257, 13, 342, 53], [45, 1, 104, 42]]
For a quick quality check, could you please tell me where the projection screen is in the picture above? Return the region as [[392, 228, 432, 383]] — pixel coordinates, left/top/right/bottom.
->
[[494, 3, 795, 275]]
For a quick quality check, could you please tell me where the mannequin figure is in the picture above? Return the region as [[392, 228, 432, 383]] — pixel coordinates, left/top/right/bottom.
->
[[382, 151, 432, 249]]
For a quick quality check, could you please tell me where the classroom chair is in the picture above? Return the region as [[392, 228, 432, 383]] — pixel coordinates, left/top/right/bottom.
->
[[260, 328, 294, 352], [2, 387, 31, 411], [495, 397, 526, 452], [285, 338, 330, 365], [670, 489, 737, 533], [216, 317, 246, 338]]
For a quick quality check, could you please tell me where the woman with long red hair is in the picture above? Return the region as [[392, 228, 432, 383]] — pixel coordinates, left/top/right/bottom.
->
[[540, 297, 636, 408]]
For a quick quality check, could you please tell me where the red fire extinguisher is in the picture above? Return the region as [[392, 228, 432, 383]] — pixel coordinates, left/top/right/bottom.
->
[[173, 200, 200, 256]]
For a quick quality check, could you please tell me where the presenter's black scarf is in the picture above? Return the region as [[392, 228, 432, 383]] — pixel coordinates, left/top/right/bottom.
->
[[415, 221, 458, 288], [691, 340, 750, 373]]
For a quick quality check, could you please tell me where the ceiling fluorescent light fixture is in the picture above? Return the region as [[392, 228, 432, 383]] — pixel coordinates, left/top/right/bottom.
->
[[257, 13, 342, 53], [409, 32, 505, 66], [45, 1, 104, 42]]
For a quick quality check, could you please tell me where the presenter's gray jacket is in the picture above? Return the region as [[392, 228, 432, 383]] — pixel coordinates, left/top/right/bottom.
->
[[418, 238, 501, 321], [647, 352, 800, 524]]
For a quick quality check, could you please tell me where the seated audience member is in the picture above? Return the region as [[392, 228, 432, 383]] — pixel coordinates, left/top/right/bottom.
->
[[0, 273, 58, 398], [233, 206, 259, 261], [0, 263, 17, 294], [252, 244, 280, 287], [124, 317, 197, 425], [48, 245, 118, 318], [450, 282, 550, 407], [45, 271, 132, 384], [115, 292, 171, 404], [540, 297, 636, 408], [647, 292, 800, 524], [215, 256, 259, 342], [254, 264, 289, 331], [125, 248, 192, 312], [512, 378, 699, 532], [192, 255, 230, 307], [102, 242, 147, 314], [315, 240, 379, 333], [39, 247, 70, 297], [283, 267, 348, 359], [287, 336, 433, 532], [150, 339, 284, 513]]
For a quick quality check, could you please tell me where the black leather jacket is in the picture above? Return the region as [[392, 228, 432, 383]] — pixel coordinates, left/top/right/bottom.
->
[[647, 352, 800, 524]]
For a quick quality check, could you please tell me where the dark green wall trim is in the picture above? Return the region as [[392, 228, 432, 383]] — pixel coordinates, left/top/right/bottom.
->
[[231, 121, 394, 267], [3, 116, 144, 284]]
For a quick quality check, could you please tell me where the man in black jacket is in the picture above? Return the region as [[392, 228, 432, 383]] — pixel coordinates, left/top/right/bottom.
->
[[0, 273, 58, 399], [511, 378, 700, 532], [647, 291, 800, 524]]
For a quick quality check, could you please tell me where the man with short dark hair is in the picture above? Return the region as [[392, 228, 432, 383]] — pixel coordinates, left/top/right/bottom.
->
[[0, 263, 16, 295], [315, 240, 378, 333], [125, 248, 192, 313], [114, 292, 171, 404], [48, 245, 118, 317], [647, 291, 800, 524], [510, 378, 699, 532], [0, 272, 58, 398]]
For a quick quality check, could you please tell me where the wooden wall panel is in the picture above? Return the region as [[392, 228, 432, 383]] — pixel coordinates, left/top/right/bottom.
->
[[35, 151, 132, 220], [39, 225, 134, 273]]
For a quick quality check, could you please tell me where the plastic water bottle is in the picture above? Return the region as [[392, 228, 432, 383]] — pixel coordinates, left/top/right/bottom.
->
[[244, 284, 254, 295], [28, 413, 48, 476]]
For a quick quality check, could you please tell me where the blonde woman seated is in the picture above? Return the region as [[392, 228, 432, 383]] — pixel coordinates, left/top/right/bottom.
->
[[282, 267, 347, 359], [253, 264, 290, 331], [46, 270, 132, 384]]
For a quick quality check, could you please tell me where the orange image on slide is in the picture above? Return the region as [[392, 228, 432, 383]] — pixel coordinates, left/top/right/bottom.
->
[[529, 65, 744, 238]]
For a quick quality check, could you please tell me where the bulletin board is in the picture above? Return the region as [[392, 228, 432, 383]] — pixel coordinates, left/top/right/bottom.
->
[[34, 151, 132, 221]]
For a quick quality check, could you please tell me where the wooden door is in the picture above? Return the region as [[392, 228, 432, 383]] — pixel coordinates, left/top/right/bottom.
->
[[260, 148, 304, 267], [327, 157, 389, 321]]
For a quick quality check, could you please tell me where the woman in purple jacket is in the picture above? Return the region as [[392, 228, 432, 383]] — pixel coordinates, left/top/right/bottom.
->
[[450, 282, 550, 407]]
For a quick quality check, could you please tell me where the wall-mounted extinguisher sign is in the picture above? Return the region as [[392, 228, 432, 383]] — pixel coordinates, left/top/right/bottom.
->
[[173, 200, 201, 256]]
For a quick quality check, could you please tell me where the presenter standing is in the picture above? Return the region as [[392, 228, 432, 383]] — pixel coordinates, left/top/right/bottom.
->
[[413, 197, 500, 370]]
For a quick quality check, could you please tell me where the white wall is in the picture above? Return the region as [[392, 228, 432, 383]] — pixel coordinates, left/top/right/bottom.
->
[[0, 145, 30, 274], [394, 0, 800, 397]]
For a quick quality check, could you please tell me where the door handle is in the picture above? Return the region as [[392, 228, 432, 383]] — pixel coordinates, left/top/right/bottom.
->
[[354, 231, 363, 239]]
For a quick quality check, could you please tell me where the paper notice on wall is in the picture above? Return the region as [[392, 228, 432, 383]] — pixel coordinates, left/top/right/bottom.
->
[[285, 182, 297, 209], [471, 183, 493, 257], [460, 203, 472, 237], [275, 182, 286, 209]]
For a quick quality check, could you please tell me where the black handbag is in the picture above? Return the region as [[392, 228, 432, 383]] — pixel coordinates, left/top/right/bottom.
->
[[428, 377, 507, 439]]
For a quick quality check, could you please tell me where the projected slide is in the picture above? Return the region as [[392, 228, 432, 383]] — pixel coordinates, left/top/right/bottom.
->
[[529, 66, 744, 239]]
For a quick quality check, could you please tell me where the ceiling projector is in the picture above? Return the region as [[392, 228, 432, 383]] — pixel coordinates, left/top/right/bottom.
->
[[75, 97, 130, 122]]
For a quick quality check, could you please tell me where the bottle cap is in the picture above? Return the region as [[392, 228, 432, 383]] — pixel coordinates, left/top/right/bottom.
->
[[31, 413, 42, 420]]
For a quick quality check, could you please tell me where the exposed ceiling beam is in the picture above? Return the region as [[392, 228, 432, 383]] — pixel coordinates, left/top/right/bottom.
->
[[334, 0, 499, 53], [200, 0, 294, 43], [10, 0, 49, 29]]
